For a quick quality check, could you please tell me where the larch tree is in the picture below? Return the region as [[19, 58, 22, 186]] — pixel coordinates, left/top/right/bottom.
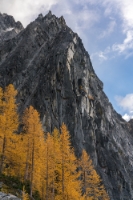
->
[[0, 85, 109, 200], [60, 123, 82, 200], [52, 128, 62, 200], [30, 131, 46, 200], [36, 128, 61, 200], [4, 133, 27, 180], [42, 124, 83, 200], [44, 128, 62, 200], [0, 84, 19, 174], [0, 87, 4, 160], [0, 87, 3, 112], [45, 132, 54, 200], [79, 149, 109, 200], [22, 105, 45, 197]]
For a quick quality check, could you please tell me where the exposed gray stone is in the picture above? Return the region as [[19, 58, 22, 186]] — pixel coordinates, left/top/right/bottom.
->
[[0, 11, 133, 200], [0, 192, 20, 200]]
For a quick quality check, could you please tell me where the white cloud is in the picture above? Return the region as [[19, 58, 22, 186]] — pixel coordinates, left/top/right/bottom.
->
[[118, 0, 133, 30], [0, 0, 100, 42], [50, 2, 100, 43], [101, 0, 133, 29], [72, 0, 97, 6], [73, 0, 133, 59], [91, 46, 111, 61], [116, 94, 133, 111], [75, 9, 100, 31], [0, 0, 133, 59], [94, 0, 133, 58], [116, 94, 133, 121], [93, 29, 133, 60], [0, 0, 59, 26], [122, 113, 133, 121], [99, 20, 116, 38], [112, 30, 133, 54], [98, 52, 107, 60], [65, 4, 100, 29]]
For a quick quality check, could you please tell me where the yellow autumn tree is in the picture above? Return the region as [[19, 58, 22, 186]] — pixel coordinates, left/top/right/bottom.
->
[[44, 132, 54, 200], [79, 149, 109, 200], [52, 128, 62, 200], [0, 84, 19, 174], [40, 124, 83, 200], [22, 186, 29, 200], [59, 123, 82, 200], [0, 87, 3, 113], [34, 135, 46, 200], [36, 128, 61, 200], [0, 84, 109, 200], [0, 87, 4, 163], [22, 105, 45, 197], [42, 129, 62, 200], [4, 134, 27, 180]]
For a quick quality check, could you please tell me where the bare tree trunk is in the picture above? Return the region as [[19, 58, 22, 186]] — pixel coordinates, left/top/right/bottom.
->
[[84, 170, 87, 200], [52, 154, 55, 200], [62, 155, 65, 199], [46, 144, 48, 200], [30, 140, 34, 197], [41, 180, 45, 200], [0, 135, 6, 174], [24, 139, 29, 181], [51, 175, 55, 200]]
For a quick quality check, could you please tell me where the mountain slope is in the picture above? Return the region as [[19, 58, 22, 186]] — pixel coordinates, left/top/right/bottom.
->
[[0, 11, 133, 200]]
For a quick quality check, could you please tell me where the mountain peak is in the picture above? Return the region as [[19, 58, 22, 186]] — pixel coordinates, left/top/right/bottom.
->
[[59, 15, 66, 25], [47, 10, 52, 16], [36, 11, 66, 27], [0, 13, 23, 41], [38, 13, 43, 19]]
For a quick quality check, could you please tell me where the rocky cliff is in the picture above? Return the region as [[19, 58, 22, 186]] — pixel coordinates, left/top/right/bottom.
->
[[0, 11, 133, 200]]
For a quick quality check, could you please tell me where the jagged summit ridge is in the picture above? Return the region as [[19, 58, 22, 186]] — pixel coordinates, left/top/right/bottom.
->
[[0, 12, 133, 200], [37, 10, 66, 25], [0, 12, 23, 41]]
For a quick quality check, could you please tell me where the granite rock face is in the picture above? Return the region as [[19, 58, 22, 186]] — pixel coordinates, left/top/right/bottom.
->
[[0, 11, 133, 200]]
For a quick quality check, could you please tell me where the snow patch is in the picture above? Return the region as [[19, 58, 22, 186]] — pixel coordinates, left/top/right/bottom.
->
[[4, 27, 14, 32]]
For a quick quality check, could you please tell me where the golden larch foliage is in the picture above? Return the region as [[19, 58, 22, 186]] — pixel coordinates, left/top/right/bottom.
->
[[22, 105, 45, 197], [0, 84, 19, 174], [0, 85, 110, 200], [0, 87, 4, 157], [60, 123, 82, 200], [79, 150, 109, 200]]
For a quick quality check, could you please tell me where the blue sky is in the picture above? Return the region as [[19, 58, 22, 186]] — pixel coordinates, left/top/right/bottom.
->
[[1, 0, 133, 121]]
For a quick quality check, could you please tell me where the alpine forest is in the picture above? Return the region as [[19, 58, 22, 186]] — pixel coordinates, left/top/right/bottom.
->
[[0, 84, 109, 200]]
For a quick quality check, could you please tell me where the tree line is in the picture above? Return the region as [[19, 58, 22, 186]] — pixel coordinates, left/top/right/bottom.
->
[[0, 84, 109, 200]]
